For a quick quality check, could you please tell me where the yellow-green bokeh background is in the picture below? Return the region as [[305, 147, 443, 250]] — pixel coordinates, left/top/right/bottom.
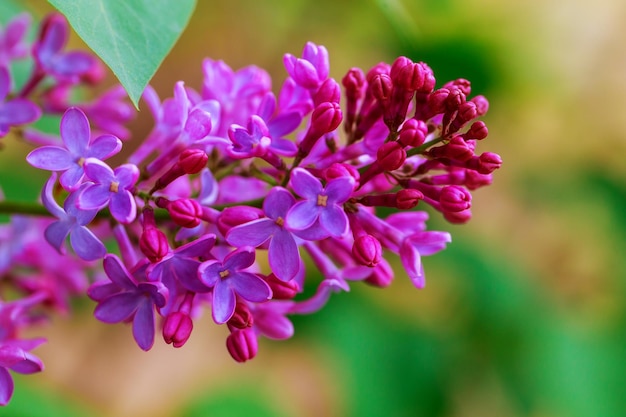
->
[[1, 1, 625, 416]]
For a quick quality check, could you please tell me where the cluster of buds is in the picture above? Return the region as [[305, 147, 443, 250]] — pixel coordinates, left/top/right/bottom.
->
[[0, 12, 501, 405]]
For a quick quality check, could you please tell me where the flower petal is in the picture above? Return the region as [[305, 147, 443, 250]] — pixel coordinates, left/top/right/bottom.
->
[[290, 167, 322, 199], [132, 299, 156, 351], [325, 176, 355, 205], [44, 220, 71, 254], [263, 187, 295, 220], [212, 281, 236, 324], [83, 158, 115, 183], [70, 226, 106, 261], [223, 247, 256, 271], [102, 254, 136, 289], [319, 204, 348, 237], [268, 231, 299, 281], [285, 200, 318, 231], [26, 146, 72, 171], [231, 272, 272, 302], [87, 134, 122, 160], [78, 184, 110, 210], [0, 367, 14, 406], [109, 191, 136, 223], [60, 107, 90, 155], [226, 219, 275, 248], [94, 292, 140, 323]]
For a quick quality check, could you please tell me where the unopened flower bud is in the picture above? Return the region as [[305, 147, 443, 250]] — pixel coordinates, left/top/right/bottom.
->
[[390, 56, 424, 91], [444, 78, 471, 96], [439, 185, 472, 213], [226, 328, 258, 363], [264, 273, 299, 299], [372, 73, 393, 102], [396, 188, 424, 210], [364, 259, 394, 288], [298, 102, 342, 157], [179, 149, 209, 174], [324, 163, 360, 187], [168, 198, 203, 228], [342, 67, 366, 99], [427, 88, 450, 114], [429, 136, 474, 162], [217, 206, 264, 236], [457, 101, 477, 122], [139, 207, 169, 262], [376, 141, 406, 171], [163, 312, 193, 348], [464, 121, 488, 140], [443, 208, 472, 224], [399, 118, 427, 148], [470, 95, 489, 116], [477, 152, 502, 174], [352, 234, 382, 267], [228, 301, 254, 329], [313, 78, 341, 106]]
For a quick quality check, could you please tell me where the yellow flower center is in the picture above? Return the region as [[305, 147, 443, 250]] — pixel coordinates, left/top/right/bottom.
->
[[317, 194, 328, 207], [109, 181, 120, 193], [219, 270, 230, 279], [77, 157, 86, 167], [275, 217, 285, 226]]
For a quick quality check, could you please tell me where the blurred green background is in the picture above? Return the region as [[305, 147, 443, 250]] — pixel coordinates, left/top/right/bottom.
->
[[2, 0, 626, 416]]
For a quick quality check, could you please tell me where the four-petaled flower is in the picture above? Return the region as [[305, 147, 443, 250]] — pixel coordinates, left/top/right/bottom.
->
[[198, 247, 272, 324], [26, 107, 122, 190], [40, 173, 106, 261], [89, 255, 168, 351], [0, 66, 41, 137], [78, 158, 139, 223], [226, 187, 300, 281], [285, 167, 354, 239]]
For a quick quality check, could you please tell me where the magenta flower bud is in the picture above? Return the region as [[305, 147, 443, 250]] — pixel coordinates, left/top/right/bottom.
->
[[376, 141, 406, 171], [226, 328, 258, 363], [140, 227, 169, 263], [444, 208, 472, 224], [439, 185, 472, 213], [419, 62, 436, 93], [313, 78, 341, 106], [342, 67, 366, 99], [476, 152, 502, 174], [457, 101, 477, 122], [444, 78, 471, 96], [298, 102, 342, 157], [464, 121, 488, 140], [352, 234, 382, 267], [427, 88, 451, 114], [366, 62, 391, 82], [324, 163, 360, 186], [217, 206, 264, 236], [264, 273, 299, 300], [163, 311, 193, 348], [396, 188, 424, 210], [429, 136, 474, 162], [470, 95, 489, 116], [399, 118, 428, 148], [371, 73, 393, 102], [390, 56, 429, 92], [168, 198, 203, 228], [179, 149, 209, 174], [445, 88, 466, 112], [465, 170, 493, 190], [228, 301, 254, 329]]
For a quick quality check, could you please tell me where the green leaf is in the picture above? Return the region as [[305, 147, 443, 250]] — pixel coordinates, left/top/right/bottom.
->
[[47, 0, 196, 108]]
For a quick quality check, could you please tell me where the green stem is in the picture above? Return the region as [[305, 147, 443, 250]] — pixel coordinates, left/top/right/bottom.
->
[[0, 200, 51, 217]]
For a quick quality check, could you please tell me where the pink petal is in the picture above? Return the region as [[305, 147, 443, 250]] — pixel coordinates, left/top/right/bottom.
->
[[212, 281, 236, 324]]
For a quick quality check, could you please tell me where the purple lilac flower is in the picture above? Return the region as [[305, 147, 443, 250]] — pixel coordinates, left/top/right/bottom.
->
[[0, 297, 46, 406], [40, 173, 105, 261], [0, 13, 31, 66], [285, 167, 354, 238], [0, 67, 41, 137], [283, 42, 329, 91], [226, 187, 300, 281], [198, 247, 272, 324], [26, 107, 122, 190], [78, 158, 139, 223], [89, 255, 168, 351], [32, 13, 96, 82]]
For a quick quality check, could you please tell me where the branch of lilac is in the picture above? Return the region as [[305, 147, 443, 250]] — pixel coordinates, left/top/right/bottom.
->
[[0, 12, 501, 406]]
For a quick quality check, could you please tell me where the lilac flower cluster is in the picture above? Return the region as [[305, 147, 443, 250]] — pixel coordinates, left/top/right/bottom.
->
[[0, 12, 501, 405]]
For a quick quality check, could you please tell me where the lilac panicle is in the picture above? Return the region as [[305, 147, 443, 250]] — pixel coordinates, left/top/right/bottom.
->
[[226, 187, 300, 281], [198, 247, 272, 324], [26, 107, 122, 190], [0, 67, 41, 137], [91, 255, 168, 351], [41, 173, 106, 261]]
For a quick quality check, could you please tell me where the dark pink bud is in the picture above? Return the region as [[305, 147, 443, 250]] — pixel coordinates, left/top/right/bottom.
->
[[227, 301, 254, 329], [399, 118, 428, 148], [470, 95, 489, 116], [372, 73, 393, 102], [312, 101, 343, 133], [179, 149, 208, 174], [364, 259, 394, 288], [163, 312, 193, 348], [444, 79, 471, 96], [429, 136, 474, 162], [342, 67, 366, 99], [427, 88, 451, 114], [477, 152, 502, 174], [376, 141, 406, 171], [396, 188, 423, 210], [443, 208, 472, 224], [313, 78, 341, 106], [465, 170, 493, 190], [265, 273, 299, 300], [439, 185, 472, 213], [139, 207, 169, 262], [168, 198, 203, 228], [418, 62, 436, 93], [465, 121, 488, 140], [352, 235, 382, 267], [366, 62, 391, 82], [457, 101, 477, 122], [390, 56, 424, 91], [445, 88, 466, 112], [324, 163, 360, 186], [226, 328, 258, 363], [217, 206, 264, 236]]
